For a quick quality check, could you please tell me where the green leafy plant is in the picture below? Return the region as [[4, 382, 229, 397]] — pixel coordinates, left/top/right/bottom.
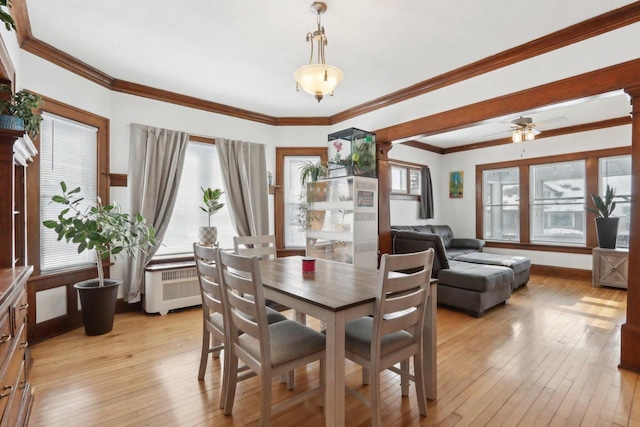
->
[[299, 161, 327, 185], [586, 185, 616, 218], [200, 187, 224, 227], [0, 1, 16, 32], [43, 182, 158, 287], [0, 84, 43, 138]]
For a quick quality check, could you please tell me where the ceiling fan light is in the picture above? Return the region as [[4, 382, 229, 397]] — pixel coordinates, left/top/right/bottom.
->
[[512, 129, 523, 143], [525, 128, 535, 141]]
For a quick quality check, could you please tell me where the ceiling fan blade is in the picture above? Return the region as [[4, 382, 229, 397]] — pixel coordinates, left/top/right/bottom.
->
[[534, 116, 567, 126], [483, 129, 512, 138]]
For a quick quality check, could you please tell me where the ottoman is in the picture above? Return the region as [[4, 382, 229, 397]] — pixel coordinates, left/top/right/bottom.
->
[[453, 252, 531, 290], [437, 261, 514, 317]]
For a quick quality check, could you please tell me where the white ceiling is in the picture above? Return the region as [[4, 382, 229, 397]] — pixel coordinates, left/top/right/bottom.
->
[[25, 0, 635, 146]]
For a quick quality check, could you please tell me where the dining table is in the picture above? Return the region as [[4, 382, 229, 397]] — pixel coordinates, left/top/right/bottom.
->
[[259, 256, 437, 427]]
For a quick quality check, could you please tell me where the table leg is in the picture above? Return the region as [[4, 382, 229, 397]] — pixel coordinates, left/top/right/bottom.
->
[[423, 282, 437, 400], [324, 311, 346, 427]]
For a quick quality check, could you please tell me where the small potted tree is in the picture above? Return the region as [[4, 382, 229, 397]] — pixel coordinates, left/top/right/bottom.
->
[[199, 187, 224, 246], [0, 84, 43, 139], [43, 182, 158, 335], [586, 184, 618, 249]]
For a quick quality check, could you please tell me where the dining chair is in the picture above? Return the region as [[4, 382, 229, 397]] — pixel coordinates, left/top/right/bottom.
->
[[233, 234, 277, 260], [193, 243, 288, 408], [234, 234, 307, 331], [343, 248, 435, 426], [217, 250, 326, 427]]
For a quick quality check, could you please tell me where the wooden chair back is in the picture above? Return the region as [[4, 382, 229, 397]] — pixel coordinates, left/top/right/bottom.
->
[[233, 235, 277, 260], [217, 250, 272, 369], [193, 243, 222, 323], [372, 249, 435, 364]]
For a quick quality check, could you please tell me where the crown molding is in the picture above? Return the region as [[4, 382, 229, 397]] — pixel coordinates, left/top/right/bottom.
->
[[331, 2, 640, 125], [8, 1, 640, 127]]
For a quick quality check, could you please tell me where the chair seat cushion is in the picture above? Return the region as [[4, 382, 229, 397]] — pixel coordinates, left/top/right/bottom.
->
[[344, 317, 414, 359], [238, 320, 325, 367]]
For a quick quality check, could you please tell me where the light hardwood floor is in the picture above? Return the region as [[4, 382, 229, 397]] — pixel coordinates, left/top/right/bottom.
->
[[29, 275, 640, 426]]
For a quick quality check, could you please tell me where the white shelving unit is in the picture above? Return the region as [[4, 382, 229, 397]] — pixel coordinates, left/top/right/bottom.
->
[[306, 176, 378, 269]]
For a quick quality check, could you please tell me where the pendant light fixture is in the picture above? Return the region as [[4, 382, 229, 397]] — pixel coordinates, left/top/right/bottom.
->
[[294, 2, 344, 103]]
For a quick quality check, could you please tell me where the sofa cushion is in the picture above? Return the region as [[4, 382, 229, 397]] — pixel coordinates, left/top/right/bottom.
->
[[445, 248, 482, 260], [437, 260, 514, 292], [429, 225, 454, 248], [453, 253, 531, 275], [392, 231, 449, 275]]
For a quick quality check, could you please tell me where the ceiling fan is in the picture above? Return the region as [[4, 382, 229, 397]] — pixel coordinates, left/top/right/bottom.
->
[[486, 116, 567, 142]]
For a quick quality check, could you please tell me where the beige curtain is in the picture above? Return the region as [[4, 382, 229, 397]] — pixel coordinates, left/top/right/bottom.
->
[[125, 124, 189, 303], [217, 139, 269, 237]]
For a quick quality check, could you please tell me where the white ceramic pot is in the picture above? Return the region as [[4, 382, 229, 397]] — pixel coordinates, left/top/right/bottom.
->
[[198, 226, 218, 246]]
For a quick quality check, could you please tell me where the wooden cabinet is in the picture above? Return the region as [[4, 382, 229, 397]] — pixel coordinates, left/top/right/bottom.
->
[[0, 267, 33, 426], [0, 131, 35, 425], [592, 247, 629, 289]]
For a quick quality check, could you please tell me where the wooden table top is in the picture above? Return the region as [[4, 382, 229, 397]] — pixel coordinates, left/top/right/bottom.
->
[[259, 256, 379, 312]]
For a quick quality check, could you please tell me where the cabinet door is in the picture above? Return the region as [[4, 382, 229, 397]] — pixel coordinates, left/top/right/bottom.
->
[[593, 250, 628, 288]]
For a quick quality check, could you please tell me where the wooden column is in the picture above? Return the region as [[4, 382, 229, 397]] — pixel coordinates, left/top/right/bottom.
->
[[621, 86, 640, 372], [376, 139, 393, 256]]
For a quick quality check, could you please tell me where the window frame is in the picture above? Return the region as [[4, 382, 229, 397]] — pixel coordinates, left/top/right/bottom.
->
[[476, 146, 631, 254], [28, 95, 110, 277], [274, 147, 328, 257], [388, 160, 423, 200]]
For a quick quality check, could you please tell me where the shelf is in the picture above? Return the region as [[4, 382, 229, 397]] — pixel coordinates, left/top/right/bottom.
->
[[306, 230, 354, 242]]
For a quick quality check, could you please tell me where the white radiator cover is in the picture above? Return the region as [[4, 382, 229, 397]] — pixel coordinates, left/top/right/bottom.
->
[[144, 266, 201, 315]]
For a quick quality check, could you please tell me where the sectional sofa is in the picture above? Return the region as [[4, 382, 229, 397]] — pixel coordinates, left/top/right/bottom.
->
[[391, 225, 531, 317]]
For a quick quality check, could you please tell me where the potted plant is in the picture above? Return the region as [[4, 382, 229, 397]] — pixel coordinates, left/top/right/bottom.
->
[[586, 184, 618, 249], [0, 84, 43, 139], [199, 187, 224, 246], [296, 161, 327, 232], [43, 182, 158, 335]]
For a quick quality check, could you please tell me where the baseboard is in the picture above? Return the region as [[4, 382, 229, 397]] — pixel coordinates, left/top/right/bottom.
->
[[530, 264, 591, 282], [116, 299, 142, 313]]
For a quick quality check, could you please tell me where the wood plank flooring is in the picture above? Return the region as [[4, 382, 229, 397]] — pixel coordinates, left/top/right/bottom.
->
[[28, 275, 639, 426]]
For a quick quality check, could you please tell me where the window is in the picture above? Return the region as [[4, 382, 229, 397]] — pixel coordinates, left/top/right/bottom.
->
[[155, 141, 234, 255], [391, 166, 407, 193], [477, 146, 631, 251], [600, 155, 631, 248], [390, 162, 421, 196], [39, 112, 98, 272], [482, 167, 519, 241], [283, 155, 321, 248], [530, 161, 586, 245]]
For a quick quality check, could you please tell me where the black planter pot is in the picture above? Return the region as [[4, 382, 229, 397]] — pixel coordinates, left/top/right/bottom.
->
[[595, 217, 619, 249], [74, 279, 122, 336]]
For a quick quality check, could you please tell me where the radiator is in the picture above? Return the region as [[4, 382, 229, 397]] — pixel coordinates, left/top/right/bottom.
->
[[144, 265, 201, 315]]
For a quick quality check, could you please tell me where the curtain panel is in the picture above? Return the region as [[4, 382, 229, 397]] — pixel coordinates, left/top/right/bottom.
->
[[420, 166, 434, 219], [217, 139, 269, 237], [125, 124, 189, 302]]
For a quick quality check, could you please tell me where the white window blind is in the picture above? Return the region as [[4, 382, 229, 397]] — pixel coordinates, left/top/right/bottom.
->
[[40, 112, 98, 272], [156, 141, 234, 255]]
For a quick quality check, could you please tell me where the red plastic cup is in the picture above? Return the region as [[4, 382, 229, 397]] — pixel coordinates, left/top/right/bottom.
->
[[302, 257, 316, 272]]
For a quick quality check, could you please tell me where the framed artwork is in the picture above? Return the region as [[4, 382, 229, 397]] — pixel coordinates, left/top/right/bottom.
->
[[449, 171, 463, 198]]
